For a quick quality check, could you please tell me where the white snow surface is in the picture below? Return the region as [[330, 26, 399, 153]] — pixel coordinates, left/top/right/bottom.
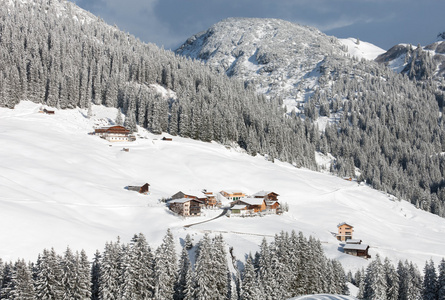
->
[[339, 38, 385, 60], [1, 102, 445, 274]]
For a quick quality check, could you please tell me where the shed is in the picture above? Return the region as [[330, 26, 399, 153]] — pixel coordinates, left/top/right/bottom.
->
[[343, 243, 370, 258], [127, 183, 150, 194]]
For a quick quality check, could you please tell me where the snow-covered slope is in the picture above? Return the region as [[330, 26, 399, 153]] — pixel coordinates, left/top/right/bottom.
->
[[176, 18, 347, 107], [375, 41, 445, 80], [1, 102, 445, 273], [175, 18, 385, 109], [339, 38, 385, 61]]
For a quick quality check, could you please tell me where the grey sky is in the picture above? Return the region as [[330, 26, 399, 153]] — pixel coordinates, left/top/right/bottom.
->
[[71, 0, 445, 50]]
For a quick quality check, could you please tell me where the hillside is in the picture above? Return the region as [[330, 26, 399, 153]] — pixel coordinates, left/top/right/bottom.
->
[[1, 101, 445, 274], [176, 17, 345, 107], [176, 17, 445, 219]]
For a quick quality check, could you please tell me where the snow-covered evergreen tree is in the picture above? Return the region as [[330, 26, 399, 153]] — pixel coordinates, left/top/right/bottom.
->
[[154, 229, 177, 300], [121, 233, 155, 299], [175, 246, 193, 300], [363, 255, 387, 300], [423, 260, 438, 300], [184, 234, 193, 250], [383, 257, 399, 300], [240, 254, 259, 300], [99, 239, 123, 300], [35, 248, 63, 300], [193, 234, 214, 300], [9, 259, 36, 300], [439, 258, 445, 300], [91, 250, 101, 300]]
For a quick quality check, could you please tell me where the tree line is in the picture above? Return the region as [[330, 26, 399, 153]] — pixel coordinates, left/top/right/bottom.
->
[[348, 255, 445, 300], [0, 230, 349, 300]]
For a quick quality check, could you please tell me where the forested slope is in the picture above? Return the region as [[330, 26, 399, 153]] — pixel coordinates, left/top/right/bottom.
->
[[0, 0, 317, 168], [176, 18, 445, 217]]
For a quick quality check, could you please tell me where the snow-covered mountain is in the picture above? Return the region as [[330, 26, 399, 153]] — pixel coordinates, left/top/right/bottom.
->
[[375, 38, 445, 85], [339, 38, 385, 61], [1, 101, 445, 274], [176, 18, 383, 108]]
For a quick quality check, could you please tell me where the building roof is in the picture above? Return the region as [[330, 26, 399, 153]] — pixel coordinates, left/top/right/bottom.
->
[[94, 126, 130, 134], [169, 198, 203, 204], [343, 244, 369, 251], [221, 190, 245, 195], [345, 239, 362, 244], [252, 190, 279, 197], [231, 205, 247, 210], [239, 197, 264, 206], [173, 190, 214, 199], [337, 222, 354, 228]]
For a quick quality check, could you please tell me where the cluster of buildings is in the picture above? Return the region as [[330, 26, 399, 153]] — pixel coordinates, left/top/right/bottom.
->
[[336, 222, 370, 259], [166, 189, 281, 217], [229, 190, 280, 215]]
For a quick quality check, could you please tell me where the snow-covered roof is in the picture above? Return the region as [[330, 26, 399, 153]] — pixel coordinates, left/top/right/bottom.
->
[[337, 222, 353, 228], [169, 198, 201, 204], [252, 190, 273, 197], [231, 205, 247, 210], [343, 244, 369, 251], [222, 190, 244, 194], [240, 197, 264, 206], [345, 239, 362, 244]]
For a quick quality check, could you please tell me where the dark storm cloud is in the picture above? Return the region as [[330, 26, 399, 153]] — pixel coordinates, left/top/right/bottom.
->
[[69, 0, 445, 50]]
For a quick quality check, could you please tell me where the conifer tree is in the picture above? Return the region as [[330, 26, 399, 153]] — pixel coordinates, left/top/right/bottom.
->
[[91, 250, 101, 300], [9, 259, 36, 300], [240, 254, 259, 300], [121, 233, 155, 299], [184, 234, 193, 250], [193, 234, 214, 300], [438, 258, 445, 300], [154, 229, 177, 300], [175, 246, 192, 300], [99, 239, 123, 300], [383, 257, 399, 300], [363, 255, 387, 300], [423, 260, 438, 300], [35, 248, 63, 300]]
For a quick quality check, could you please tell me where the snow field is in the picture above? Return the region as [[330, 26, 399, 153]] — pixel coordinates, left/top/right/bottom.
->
[[1, 101, 445, 276]]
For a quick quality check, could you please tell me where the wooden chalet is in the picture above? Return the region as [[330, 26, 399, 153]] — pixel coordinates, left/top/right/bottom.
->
[[171, 191, 197, 200], [169, 198, 203, 216], [199, 191, 219, 208], [220, 190, 246, 201], [171, 190, 220, 208], [337, 222, 354, 241], [252, 191, 279, 201], [252, 190, 280, 211], [127, 183, 150, 194], [231, 197, 266, 214], [343, 243, 370, 259], [94, 126, 134, 142]]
